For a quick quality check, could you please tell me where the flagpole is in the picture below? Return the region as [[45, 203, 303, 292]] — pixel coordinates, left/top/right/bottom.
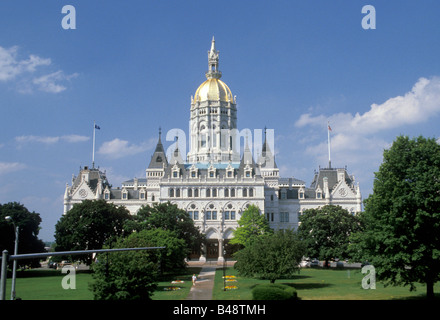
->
[[92, 120, 96, 169], [327, 121, 331, 169]]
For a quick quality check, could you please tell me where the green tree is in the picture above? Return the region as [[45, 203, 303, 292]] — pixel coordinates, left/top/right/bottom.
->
[[0, 202, 46, 268], [230, 204, 272, 247], [141, 228, 187, 273], [90, 230, 162, 300], [298, 205, 361, 267], [133, 202, 204, 259], [350, 135, 440, 299], [54, 199, 133, 265], [234, 229, 305, 283]]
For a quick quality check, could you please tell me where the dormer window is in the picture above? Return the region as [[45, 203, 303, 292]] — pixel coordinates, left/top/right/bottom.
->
[[244, 164, 252, 178], [139, 188, 146, 200], [299, 187, 305, 200], [226, 164, 234, 178], [316, 186, 323, 199], [172, 164, 180, 178], [122, 188, 128, 200], [104, 189, 110, 200], [189, 164, 198, 178], [208, 165, 216, 178]]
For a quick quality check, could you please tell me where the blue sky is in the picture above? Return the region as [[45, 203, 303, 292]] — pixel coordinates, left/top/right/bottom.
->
[[1, 1, 440, 242]]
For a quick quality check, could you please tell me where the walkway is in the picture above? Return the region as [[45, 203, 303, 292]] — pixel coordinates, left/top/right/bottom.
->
[[185, 265, 217, 300], [185, 261, 235, 300]]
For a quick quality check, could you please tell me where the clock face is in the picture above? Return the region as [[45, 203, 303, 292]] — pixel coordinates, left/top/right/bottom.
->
[[338, 188, 347, 197], [79, 189, 88, 198]]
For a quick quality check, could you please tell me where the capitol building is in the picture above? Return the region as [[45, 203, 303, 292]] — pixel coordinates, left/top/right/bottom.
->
[[63, 38, 362, 262]]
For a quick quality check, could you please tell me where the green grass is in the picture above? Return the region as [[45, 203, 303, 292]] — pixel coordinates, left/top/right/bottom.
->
[[3, 267, 202, 300], [152, 267, 202, 300], [212, 267, 440, 300], [5, 266, 439, 300], [5, 269, 94, 300]]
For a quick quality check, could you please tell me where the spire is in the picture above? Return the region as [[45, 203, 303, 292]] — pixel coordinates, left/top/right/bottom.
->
[[206, 36, 222, 80], [259, 126, 278, 168], [148, 128, 168, 169]]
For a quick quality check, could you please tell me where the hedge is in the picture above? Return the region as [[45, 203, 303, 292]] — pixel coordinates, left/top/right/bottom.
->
[[252, 283, 298, 300]]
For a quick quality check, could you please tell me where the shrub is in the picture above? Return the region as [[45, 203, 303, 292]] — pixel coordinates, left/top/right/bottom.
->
[[252, 284, 298, 300]]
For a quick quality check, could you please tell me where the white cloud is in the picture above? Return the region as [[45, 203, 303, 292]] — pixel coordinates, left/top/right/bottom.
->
[[98, 138, 155, 159], [15, 134, 89, 145], [0, 45, 77, 93], [32, 70, 78, 93], [0, 162, 26, 175], [295, 77, 440, 135], [292, 76, 440, 196]]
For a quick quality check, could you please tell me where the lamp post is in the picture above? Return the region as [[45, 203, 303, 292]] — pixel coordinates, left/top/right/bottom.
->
[[223, 248, 226, 291], [5, 216, 19, 300]]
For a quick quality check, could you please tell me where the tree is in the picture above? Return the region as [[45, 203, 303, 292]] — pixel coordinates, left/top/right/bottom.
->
[[0, 202, 46, 268], [350, 135, 440, 299], [297, 205, 361, 267], [133, 202, 204, 259], [234, 229, 305, 283], [90, 230, 162, 300], [54, 199, 133, 265], [140, 228, 187, 274], [230, 204, 272, 247]]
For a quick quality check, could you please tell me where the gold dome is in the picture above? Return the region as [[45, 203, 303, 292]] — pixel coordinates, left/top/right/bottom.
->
[[194, 78, 234, 103]]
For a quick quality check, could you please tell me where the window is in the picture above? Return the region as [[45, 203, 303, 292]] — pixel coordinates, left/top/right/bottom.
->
[[280, 212, 289, 222], [230, 188, 235, 197], [281, 190, 287, 200], [205, 211, 216, 220], [224, 188, 229, 197], [176, 188, 180, 197], [104, 192, 110, 200], [224, 211, 236, 220], [212, 188, 217, 197], [188, 211, 199, 220], [249, 188, 254, 197], [173, 171, 178, 178], [188, 188, 193, 197], [209, 171, 214, 178], [227, 171, 232, 178], [191, 171, 196, 178], [206, 188, 211, 197], [169, 188, 174, 197], [243, 188, 247, 197], [194, 188, 199, 197]]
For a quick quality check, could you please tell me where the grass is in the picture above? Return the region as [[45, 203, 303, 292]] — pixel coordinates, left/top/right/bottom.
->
[[212, 266, 440, 300], [3, 266, 202, 300], [4, 269, 95, 300], [4, 266, 439, 300]]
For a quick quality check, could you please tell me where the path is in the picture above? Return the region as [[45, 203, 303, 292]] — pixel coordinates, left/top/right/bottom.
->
[[185, 265, 217, 300]]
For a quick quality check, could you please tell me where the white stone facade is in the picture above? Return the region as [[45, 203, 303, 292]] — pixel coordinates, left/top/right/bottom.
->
[[63, 38, 362, 261]]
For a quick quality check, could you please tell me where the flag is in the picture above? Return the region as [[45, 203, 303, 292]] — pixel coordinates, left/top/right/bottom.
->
[[328, 124, 332, 131], [95, 124, 100, 130]]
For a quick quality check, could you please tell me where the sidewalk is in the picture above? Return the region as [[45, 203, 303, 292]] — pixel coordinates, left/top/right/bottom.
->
[[185, 265, 217, 300]]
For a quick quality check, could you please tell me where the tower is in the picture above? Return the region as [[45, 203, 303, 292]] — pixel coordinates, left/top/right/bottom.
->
[[187, 37, 239, 163]]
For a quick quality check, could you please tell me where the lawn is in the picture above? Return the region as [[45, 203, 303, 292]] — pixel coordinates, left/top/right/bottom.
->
[[212, 266, 440, 300], [4, 266, 439, 300], [3, 266, 202, 300]]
